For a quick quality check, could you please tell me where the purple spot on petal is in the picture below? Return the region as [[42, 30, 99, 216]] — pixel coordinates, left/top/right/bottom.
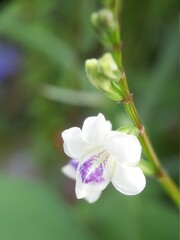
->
[[79, 151, 108, 184], [69, 159, 79, 170]]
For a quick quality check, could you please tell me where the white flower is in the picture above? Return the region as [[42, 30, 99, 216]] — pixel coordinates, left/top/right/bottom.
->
[[61, 113, 146, 203]]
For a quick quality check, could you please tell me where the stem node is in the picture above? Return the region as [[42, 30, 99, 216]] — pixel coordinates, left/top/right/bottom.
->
[[138, 124, 144, 136]]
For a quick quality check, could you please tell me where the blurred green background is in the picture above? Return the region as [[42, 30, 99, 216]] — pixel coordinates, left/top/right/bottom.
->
[[0, 0, 179, 240]]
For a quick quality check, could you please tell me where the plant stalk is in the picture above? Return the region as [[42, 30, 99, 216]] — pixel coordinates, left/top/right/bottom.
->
[[112, 0, 180, 208]]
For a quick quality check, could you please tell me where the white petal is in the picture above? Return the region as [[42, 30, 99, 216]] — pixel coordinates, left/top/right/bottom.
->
[[82, 113, 112, 145], [85, 190, 102, 203], [111, 166, 146, 195], [62, 127, 93, 159], [105, 131, 141, 167], [61, 164, 76, 180], [75, 149, 114, 199]]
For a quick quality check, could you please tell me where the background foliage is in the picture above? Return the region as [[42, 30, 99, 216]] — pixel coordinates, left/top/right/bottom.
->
[[0, 0, 179, 240]]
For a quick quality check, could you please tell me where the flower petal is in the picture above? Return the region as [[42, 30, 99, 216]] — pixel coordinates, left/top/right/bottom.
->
[[62, 127, 93, 159], [105, 131, 141, 167], [75, 149, 114, 199], [111, 166, 146, 195], [82, 113, 112, 145], [61, 159, 79, 180], [85, 190, 102, 203]]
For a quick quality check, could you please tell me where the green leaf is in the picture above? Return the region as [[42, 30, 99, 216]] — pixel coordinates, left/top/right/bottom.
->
[[41, 84, 106, 107], [0, 3, 77, 70]]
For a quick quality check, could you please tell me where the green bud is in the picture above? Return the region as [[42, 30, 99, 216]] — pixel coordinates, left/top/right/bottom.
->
[[98, 53, 121, 80], [85, 53, 122, 101], [91, 9, 117, 47], [91, 9, 116, 32], [138, 159, 156, 176], [118, 126, 139, 136]]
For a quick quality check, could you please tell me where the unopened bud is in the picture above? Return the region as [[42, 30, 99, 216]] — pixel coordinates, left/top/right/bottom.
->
[[85, 53, 122, 101], [91, 9, 116, 32], [91, 9, 117, 47], [98, 53, 121, 80], [118, 126, 139, 136]]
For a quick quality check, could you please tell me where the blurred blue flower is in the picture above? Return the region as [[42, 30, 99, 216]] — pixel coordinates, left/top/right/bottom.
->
[[0, 42, 22, 82]]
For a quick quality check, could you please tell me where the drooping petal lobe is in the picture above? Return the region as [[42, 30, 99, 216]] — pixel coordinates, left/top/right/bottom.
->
[[62, 127, 93, 159], [82, 113, 112, 145], [85, 190, 102, 203], [61, 159, 79, 180], [105, 131, 141, 167], [75, 149, 114, 199], [111, 166, 146, 195]]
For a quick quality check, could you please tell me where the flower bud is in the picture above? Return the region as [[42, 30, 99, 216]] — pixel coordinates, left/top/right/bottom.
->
[[98, 53, 121, 80], [91, 9, 117, 47], [91, 9, 116, 33], [85, 53, 122, 101], [118, 126, 139, 136]]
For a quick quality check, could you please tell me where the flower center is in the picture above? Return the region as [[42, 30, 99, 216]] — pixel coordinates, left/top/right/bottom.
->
[[79, 148, 111, 184]]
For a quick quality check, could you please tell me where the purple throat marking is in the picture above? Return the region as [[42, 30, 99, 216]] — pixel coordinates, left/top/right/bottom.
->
[[79, 151, 108, 184]]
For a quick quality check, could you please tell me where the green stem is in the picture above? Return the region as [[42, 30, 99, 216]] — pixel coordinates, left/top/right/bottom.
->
[[112, 0, 180, 208], [124, 99, 179, 207]]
